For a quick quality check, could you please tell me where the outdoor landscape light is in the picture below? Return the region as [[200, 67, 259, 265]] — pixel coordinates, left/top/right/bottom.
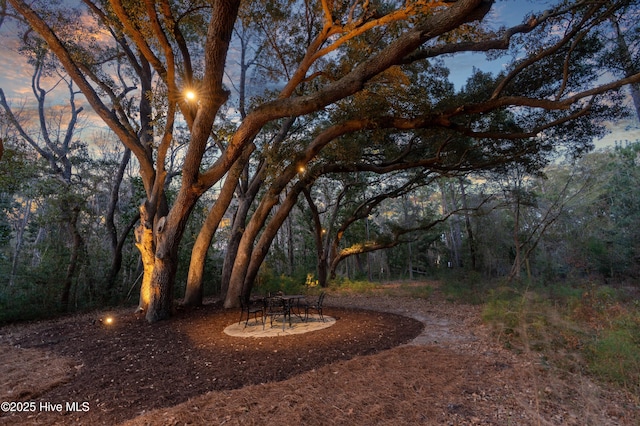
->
[[184, 89, 197, 101], [100, 316, 114, 326]]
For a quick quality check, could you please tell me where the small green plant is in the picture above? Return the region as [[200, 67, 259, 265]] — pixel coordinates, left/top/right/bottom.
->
[[586, 313, 640, 393], [439, 270, 488, 304], [482, 298, 522, 332], [328, 278, 377, 294], [397, 283, 433, 299], [255, 271, 307, 296]]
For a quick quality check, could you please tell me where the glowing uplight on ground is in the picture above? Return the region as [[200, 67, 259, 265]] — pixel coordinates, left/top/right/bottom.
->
[[103, 316, 114, 325]]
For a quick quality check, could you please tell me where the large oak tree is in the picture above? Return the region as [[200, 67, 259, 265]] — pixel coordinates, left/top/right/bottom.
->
[[4, 0, 640, 322]]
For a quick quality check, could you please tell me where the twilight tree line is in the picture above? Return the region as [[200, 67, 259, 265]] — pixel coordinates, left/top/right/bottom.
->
[[0, 0, 639, 322]]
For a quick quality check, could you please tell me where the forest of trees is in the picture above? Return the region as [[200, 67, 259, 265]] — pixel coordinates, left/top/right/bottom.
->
[[0, 0, 639, 323]]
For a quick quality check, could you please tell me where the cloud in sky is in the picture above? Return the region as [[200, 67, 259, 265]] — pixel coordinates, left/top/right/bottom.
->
[[1, 37, 35, 99]]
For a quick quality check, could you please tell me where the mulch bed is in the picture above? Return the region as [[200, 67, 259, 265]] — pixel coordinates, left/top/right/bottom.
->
[[0, 301, 422, 425]]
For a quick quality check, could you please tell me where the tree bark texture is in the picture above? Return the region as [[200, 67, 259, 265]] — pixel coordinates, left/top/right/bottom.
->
[[183, 148, 253, 306], [240, 181, 309, 302]]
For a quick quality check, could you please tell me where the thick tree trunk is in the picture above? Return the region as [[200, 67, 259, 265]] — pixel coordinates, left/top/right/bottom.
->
[[329, 230, 345, 280], [146, 255, 178, 323], [241, 183, 305, 299], [317, 257, 328, 288], [224, 199, 274, 308], [145, 192, 199, 322], [183, 175, 238, 306], [224, 180, 301, 308], [135, 224, 156, 313], [135, 185, 171, 314], [219, 161, 266, 300], [225, 240, 251, 308], [223, 171, 295, 307], [183, 154, 247, 306], [220, 216, 245, 298], [182, 213, 216, 306], [219, 182, 261, 298]]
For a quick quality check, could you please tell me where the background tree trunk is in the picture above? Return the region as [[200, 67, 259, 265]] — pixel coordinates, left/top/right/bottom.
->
[[61, 206, 84, 311], [105, 148, 132, 295]]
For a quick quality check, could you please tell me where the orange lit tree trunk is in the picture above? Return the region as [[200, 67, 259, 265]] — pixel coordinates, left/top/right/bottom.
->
[[224, 190, 282, 308], [182, 146, 254, 306], [219, 119, 294, 301], [242, 180, 310, 297], [144, 189, 201, 321]]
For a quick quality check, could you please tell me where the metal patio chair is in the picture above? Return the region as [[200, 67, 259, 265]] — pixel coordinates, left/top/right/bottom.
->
[[263, 296, 291, 331], [238, 296, 264, 328], [303, 292, 326, 322]]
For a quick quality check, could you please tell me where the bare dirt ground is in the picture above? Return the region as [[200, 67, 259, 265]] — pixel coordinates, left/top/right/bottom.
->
[[1, 282, 638, 425]]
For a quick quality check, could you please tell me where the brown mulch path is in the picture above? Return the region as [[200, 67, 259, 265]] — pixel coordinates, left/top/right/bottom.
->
[[0, 300, 421, 425]]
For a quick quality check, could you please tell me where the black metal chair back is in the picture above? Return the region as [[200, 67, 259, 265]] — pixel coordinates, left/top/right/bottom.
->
[[264, 296, 291, 330], [305, 292, 326, 322], [238, 296, 264, 328]]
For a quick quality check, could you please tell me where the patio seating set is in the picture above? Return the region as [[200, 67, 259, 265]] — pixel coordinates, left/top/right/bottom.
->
[[238, 292, 326, 330]]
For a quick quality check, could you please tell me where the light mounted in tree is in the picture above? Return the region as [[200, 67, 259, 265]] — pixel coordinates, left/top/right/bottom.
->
[[184, 89, 197, 102]]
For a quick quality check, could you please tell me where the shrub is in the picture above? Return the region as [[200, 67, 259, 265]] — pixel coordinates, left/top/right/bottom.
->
[[328, 277, 377, 294], [586, 313, 640, 392]]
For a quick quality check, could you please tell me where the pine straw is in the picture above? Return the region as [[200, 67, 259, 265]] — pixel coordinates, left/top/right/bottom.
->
[[0, 345, 78, 401], [120, 341, 638, 426], [121, 345, 509, 426], [120, 290, 640, 426]]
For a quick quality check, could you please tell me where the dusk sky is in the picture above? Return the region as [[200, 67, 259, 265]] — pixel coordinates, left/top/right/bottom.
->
[[0, 0, 638, 147]]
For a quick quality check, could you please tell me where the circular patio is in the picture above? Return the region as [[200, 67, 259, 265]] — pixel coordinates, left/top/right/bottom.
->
[[223, 314, 336, 337]]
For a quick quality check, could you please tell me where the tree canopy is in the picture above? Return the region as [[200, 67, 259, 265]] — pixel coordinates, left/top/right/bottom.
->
[[1, 0, 639, 322]]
